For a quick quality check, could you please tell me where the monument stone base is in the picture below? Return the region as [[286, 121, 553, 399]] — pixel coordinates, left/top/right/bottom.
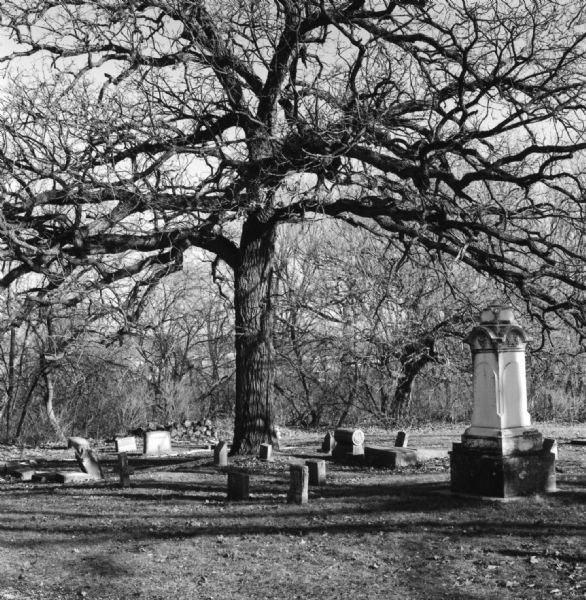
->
[[450, 437, 556, 498]]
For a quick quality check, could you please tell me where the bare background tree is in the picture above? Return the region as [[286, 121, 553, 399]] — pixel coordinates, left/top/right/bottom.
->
[[1, 0, 586, 451]]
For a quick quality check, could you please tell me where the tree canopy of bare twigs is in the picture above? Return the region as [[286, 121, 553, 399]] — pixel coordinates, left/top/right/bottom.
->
[[1, 0, 586, 452]]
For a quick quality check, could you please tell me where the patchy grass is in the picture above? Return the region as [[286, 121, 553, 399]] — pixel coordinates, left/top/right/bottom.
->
[[0, 425, 585, 600]]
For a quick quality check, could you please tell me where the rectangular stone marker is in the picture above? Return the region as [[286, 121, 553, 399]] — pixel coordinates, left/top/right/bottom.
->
[[305, 459, 326, 486], [118, 452, 131, 488], [143, 430, 172, 455], [321, 432, 335, 454], [394, 431, 409, 448], [287, 465, 309, 504], [214, 441, 228, 467], [259, 443, 273, 461], [227, 471, 249, 501], [115, 436, 138, 453]]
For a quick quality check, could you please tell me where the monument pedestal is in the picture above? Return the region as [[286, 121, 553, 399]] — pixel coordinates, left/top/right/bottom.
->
[[450, 430, 556, 498]]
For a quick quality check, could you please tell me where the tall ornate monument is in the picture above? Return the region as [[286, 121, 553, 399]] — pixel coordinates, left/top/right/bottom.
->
[[450, 304, 556, 497]]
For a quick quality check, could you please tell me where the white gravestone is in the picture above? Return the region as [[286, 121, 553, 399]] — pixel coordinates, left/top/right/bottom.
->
[[143, 430, 172, 455]]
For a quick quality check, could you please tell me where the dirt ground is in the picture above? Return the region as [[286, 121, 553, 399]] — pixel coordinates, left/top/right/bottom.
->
[[0, 424, 584, 600]]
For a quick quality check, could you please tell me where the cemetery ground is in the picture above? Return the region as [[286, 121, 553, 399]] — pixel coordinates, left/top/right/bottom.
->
[[0, 425, 584, 600]]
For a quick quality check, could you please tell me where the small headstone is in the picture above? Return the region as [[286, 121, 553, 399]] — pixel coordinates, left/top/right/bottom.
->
[[321, 432, 336, 454], [259, 443, 273, 461], [227, 471, 250, 501], [394, 431, 409, 448], [143, 430, 172, 455], [305, 459, 326, 486], [287, 465, 309, 504], [118, 452, 131, 488], [214, 441, 228, 467], [74, 447, 104, 479], [115, 436, 138, 453]]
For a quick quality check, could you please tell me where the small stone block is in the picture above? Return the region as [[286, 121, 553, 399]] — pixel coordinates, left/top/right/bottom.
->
[[31, 471, 60, 483], [288, 465, 309, 504], [55, 472, 96, 484], [143, 430, 172, 455], [332, 442, 364, 459], [259, 443, 273, 461], [364, 446, 418, 468], [118, 452, 131, 488], [227, 471, 250, 501], [321, 432, 336, 454], [115, 436, 138, 453], [214, 441, 229, 467], [305, 460, 326, 485], [394, 431, 409, 448]]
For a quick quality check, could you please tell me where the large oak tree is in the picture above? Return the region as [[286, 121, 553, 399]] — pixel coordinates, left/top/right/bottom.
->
[[1, 0, 586, 452]]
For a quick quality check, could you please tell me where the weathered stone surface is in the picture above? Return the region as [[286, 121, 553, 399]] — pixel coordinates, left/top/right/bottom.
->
[[227, 471, 249, 501], [143, 430, 172, 455], [259, 443, 273, 461], [287, 465, 309, 504], [450, 444, 556, 498], [321, 432, 336, 454], [305, 460, 326, 485], [214, 441, 229, 467], [364, 446, 418, 468], [115, 436, 138, 453], [394, 431, 409, 447]]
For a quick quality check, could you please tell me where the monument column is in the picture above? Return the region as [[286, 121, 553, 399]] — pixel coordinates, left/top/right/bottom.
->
[[450, 305, 556, 497]]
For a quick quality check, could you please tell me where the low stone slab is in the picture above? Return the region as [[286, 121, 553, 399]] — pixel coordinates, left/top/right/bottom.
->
[[31, 471, 61, 483], [143, 430, 172, 455], [4, 467, 36, 481], [416, 448, 449, 461], [115, 436, 138, 453], [364, 446, 418, 468], [55, 472, 97, 484], [570, 438, 586, 446]]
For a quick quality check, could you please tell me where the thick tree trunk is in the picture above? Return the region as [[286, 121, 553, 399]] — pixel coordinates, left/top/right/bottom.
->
[[230, 211, 278, 455]]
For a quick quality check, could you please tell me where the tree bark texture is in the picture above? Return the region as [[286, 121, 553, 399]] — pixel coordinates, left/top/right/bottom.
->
[[231, 212, 278, 455]]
